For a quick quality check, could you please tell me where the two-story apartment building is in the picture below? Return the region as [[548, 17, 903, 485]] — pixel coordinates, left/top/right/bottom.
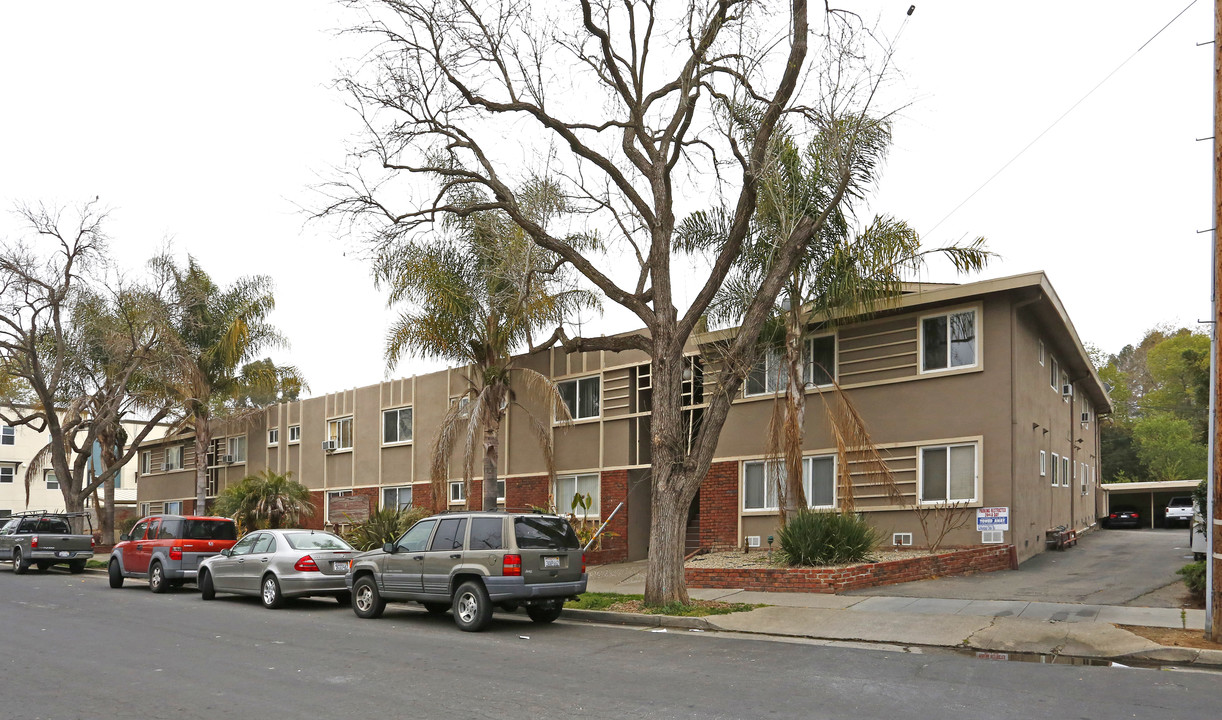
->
[[135, 272, 1108, 565]]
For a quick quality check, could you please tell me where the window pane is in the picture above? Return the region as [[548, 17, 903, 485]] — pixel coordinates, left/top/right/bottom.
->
[[922, 316, 947, 370], [514, 516, 580, 549], [744, 463, 765, 509], [578, 378, 600, 419], [397, 520, 435, 552], [807, 336, 835, 386], [766, 462, 781, 509], [399, 409, 412, 442], [429, 517, 467, 551], [949, 312, 976, 367], [576, 473, 600, 514], [921, 447, 948, 502], [559, 381, 577, 417], [949, 445, 975, 500], [806, 457, 835, 507], [383, 410, 398, 443], [469, 517, 503, 550], [746, 356, 767, 395]]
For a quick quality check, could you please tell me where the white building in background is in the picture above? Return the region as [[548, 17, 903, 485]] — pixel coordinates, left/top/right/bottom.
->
[[0, 414, 167, 520]]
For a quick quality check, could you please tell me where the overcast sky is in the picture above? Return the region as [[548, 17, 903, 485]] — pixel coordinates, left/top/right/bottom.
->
[[0, 1, 1211, 396]]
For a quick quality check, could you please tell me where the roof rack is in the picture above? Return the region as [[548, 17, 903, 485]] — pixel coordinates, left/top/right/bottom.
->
[[8, 510, 91, 518]]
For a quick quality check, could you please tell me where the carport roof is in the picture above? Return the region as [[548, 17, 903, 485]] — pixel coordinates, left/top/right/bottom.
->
[[1101, 480, 1200, 494]]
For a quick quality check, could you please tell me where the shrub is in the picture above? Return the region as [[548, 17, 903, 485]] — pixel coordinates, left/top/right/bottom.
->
[[343, 507, 431, 551], [1178, 560, 1206, 603], [778, 509, 879, 566]]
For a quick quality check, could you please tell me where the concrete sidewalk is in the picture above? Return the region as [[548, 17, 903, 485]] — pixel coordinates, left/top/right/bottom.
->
[[582, 561, 1221, 666]]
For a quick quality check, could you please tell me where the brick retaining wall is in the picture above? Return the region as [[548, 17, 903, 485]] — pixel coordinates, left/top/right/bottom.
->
[[685, 545, 1017, 594]]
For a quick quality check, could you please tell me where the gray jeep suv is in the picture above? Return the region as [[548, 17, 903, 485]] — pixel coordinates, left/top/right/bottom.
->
[[346, 511, 587, 631]]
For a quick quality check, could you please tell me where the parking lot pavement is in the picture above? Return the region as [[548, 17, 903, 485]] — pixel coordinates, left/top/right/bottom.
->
[[841, 528, 1195, 607]]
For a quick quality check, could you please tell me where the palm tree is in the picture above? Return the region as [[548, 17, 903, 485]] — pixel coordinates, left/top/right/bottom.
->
[[212, 469, 314, 531], [155, 256, 305, 510], [681, 120, 990, 523], [374, 179, 599, 513]]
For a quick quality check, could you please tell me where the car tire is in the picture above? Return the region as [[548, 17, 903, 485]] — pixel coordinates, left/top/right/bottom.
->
[[334, 591, 351, 606], [261, 574, 285, 609], [36, 561, 52, 572], [13, 548, 29, 575], [452, 580, 493, 632], [108, 558, 124, 588], [199, 569, 215, 600], [352, 575, 385, 619], [499, 601, 520, 613], [526, 599, 564, 624], [69, 560, 86, 574], [148, 561, 167, 594], [423, 602, 449, 615]]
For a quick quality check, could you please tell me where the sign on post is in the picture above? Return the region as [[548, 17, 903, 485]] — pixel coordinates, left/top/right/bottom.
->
[[976, 506, 1009, 532]]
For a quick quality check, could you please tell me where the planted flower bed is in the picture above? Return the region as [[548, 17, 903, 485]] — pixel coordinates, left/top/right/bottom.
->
[[684, 545, 1017, 594]]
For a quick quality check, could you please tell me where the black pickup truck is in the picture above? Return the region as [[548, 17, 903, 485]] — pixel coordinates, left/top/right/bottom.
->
[[0, 513, 95, 574]]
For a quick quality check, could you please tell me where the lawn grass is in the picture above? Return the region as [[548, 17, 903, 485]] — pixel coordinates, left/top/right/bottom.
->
[[86, 559, 108, 569], [566, 591, 761, 617]]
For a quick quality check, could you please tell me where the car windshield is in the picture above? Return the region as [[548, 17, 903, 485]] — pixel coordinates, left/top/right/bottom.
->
[[182, 520, 237, 540], [283, 532, 353, 551], [514, 516, 580, 550]]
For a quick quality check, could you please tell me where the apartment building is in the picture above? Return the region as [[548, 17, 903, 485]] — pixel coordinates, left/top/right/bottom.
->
[[135, 272, 1108, 564]]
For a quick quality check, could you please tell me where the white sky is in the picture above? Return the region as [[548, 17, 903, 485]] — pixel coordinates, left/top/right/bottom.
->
[[0, 1, 1212, 396]]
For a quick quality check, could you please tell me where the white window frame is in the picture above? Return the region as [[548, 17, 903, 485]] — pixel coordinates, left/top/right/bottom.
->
[[382, 406, 414, 446], [1038, 339, 1044, 366], [1061, 370, 1070, 403], [288, 425, 301, 444], [1051, 453, 1059, 486], [557, 376, 601, 421], [165, 445, 184, 472], [327, 417, 353, 451], [803, 334, 837, 388], [745, 348, 786, 397], [742, 459, 782, 511], [1039, 450, 1046, 477], [917, 442, 979, 505], [0, 465, 13, 483], [164, 500, 183, 515], [382, 485, 413, 511], [45, 470, 59, 490], [1050, 356, 1059, 391], [1081, 462, 1089, 494], [326, 490, 353, 523], [268, 428, 279, 446], [140, 450, 152, 475], [919, 307, 979, 374], [554, 473, 600, 515], [449, 481, 466, 504], [1, 425, 14, 445], [1061, 456, 1070, 488], [803, 455, 837, 509], [497, 478, 506, 503], [227, 435, 247, 463]]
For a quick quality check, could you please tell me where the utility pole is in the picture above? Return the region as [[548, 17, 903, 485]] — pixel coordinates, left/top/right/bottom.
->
[[1211, 0, 1221, 643]]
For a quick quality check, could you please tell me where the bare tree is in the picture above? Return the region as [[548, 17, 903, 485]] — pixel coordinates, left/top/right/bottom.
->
[[324, 1, 909, 604], [0, 202, 176, 528]]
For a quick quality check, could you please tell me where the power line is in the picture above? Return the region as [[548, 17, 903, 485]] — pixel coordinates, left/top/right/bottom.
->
[[924, 0, 1200, 237]]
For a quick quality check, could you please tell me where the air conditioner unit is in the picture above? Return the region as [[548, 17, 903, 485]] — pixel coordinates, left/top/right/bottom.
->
[[1061, 384, 1073, 397], [322, 440, 337, 452], [1080, 411, 1090, 424], [218, 454, 234, 464], [892, 532, 913, 547], [746, 535, 761, 548], [981, 530, 1004, 544]]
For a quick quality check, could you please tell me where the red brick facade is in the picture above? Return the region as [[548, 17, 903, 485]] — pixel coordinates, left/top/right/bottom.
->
[[585, 470, 628, 565], [698, 461, 739, 552], [506, 474, 550, 512], [685, 545, 1017, 594]]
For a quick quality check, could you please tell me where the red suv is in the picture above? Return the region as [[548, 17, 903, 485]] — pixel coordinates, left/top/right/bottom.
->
[[109, 515, 238, 593]]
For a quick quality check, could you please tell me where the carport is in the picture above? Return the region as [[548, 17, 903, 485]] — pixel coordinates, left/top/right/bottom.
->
[[1100, 479, 1199, 528]]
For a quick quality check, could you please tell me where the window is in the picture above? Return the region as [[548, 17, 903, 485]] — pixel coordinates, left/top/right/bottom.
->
[[382, 486, 413, 511], [555, 473, 600, 515], [289, 425, 301, 443], [1081, 462, 1089, 494], [558, 377, 600, 420], [804, 335, 836, 387], [0, 466, 12, 484], [382, 407, 413, 445], [252, 533, 276, 554], [1081, 399, 1091, 426], [1051, 453, 1059, 486], [430, 517, 468, 551], [450, 396, 471, 418], [164, 500, 183, 515], [746, 349, 785, 396], [743, 460, 781, 511], [1049, 357, 1059, 391], [1061, 456, 1070, 488], [803, 456, 836, 508], [449, 481, 465, 503], [327, 417, 353, 450], [921, 310, 977, 371], [395, 519, 435, 552], [45, 470, 59, 490], [496, 478, 505, 502], [1039, 450, 1047, 476], [1060, 370, 1070, 402], [268, 428, 279, 446], [165, 446, 183, 471], [227, 435, 247, 462], [1038, 339, 1045, 366], [1, 425, 13, 445], [919, 443, 977, 503], [140, 451, 151, 475], [469, 517, 504, 550], [230, 534, 258, 556]]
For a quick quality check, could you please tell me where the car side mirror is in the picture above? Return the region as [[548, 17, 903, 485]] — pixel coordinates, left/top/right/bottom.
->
[[383, 542, 396, 554], [119, 533, 130, 542], [220, 548, 232, 557]]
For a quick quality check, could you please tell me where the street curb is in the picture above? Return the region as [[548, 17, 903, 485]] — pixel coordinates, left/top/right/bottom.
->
[[564, 608, 712, 630]]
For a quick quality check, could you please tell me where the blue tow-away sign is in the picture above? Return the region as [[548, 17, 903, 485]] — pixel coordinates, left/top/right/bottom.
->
[[976, 507, 1009, 532]]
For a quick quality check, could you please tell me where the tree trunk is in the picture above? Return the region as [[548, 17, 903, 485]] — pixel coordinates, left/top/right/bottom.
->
[[482, 416, 500, 513], [782, 306, 807, 521], [195, 417, 211, 512], [100, 429, 119, 544]]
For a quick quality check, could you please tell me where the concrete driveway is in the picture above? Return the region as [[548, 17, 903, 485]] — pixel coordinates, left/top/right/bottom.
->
[[843, 528, 1197, 607]]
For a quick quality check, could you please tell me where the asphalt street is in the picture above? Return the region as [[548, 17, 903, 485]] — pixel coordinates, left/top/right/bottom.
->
[[1, 569, 1217, 720]]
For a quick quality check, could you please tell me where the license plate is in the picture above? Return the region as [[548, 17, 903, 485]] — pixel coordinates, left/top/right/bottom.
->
[[332, 561, 349, 572], [56, 551, 70, 558], [543, 556, 560, 569]]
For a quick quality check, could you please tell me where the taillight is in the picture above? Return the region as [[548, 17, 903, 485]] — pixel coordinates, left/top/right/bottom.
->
[[91, 537, 96, 548], [581, 553, 586, 574], [1132, 513, 1139, 518], [169, 547, 183, 561], [1109, 514, 1117, 519], [503, 554, 521, 577], [31, 535, 38, 549], [294, 555, 319, 572]]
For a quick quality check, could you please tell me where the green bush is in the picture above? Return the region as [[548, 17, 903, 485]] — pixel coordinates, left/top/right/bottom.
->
[[343, 507, 431, 551], [778, 509, 879, 566], [1178, 560, 1206, 602]]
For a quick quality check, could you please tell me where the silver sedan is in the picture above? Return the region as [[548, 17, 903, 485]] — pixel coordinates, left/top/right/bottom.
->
[[197, 529, 356, 608]]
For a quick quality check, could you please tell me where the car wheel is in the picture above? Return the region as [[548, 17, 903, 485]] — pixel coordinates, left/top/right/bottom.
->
[[334, 591, 351, 606], [423, 602, 449, 615], [499, 601, 520, 613], [36, 561, 52, 572], [452, 580, 493, 632], [352, 575, 385, 619], [69, 560, 86, 574], [108, 558, 124, 588], [148, 561, 167, 594], [526, 599, 564, 624], [13, 548, 29, 575], [199, 569, 215, 600], [261, 574, 285, 609]]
